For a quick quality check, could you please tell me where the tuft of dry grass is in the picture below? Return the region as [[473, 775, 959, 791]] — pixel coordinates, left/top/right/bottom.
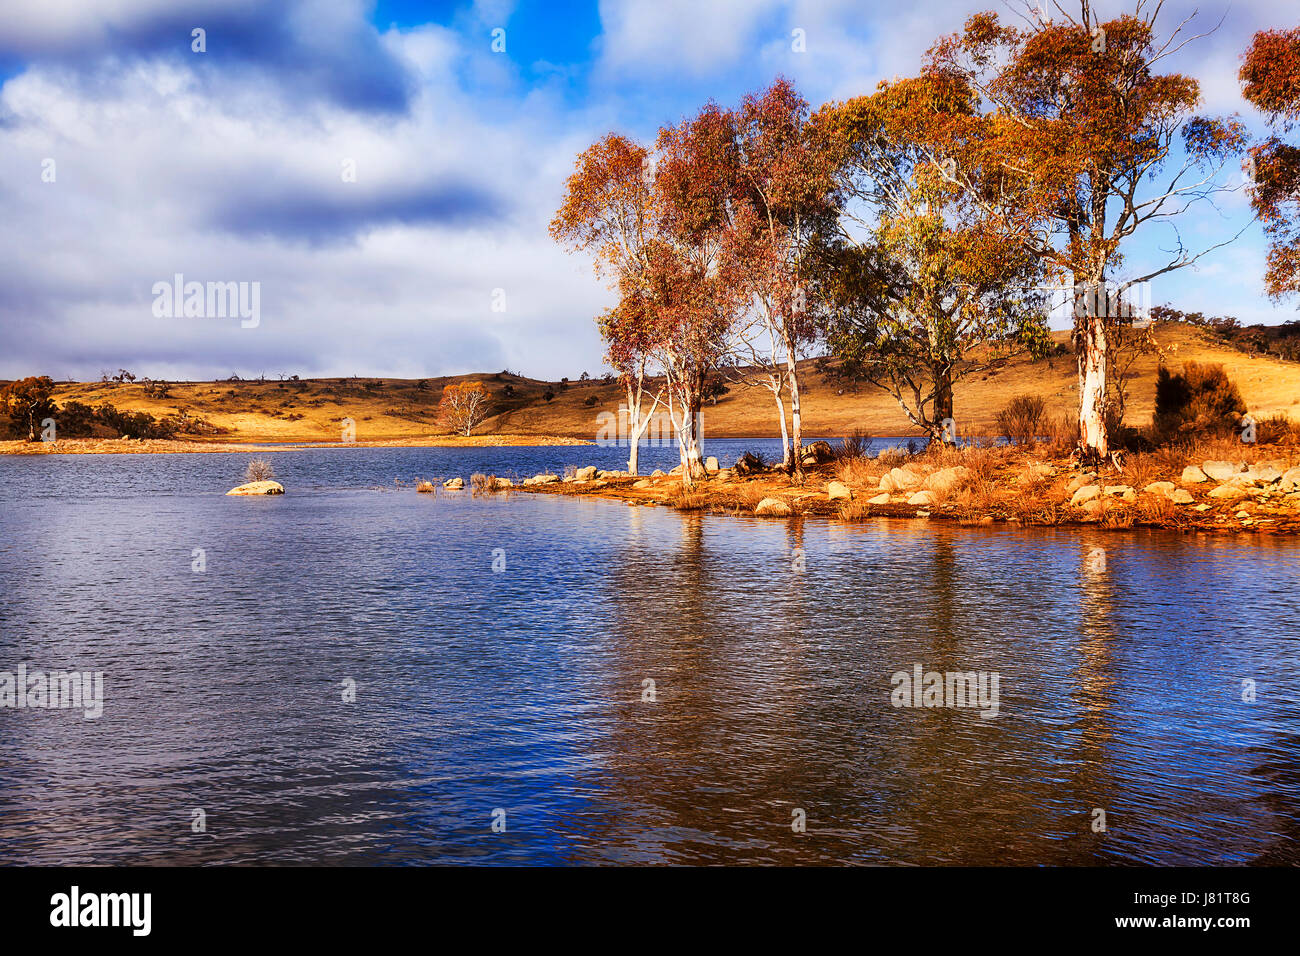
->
[[837, 498, 871, 520], [415, 480, 436, 493], [1135, 493, 1178, 526], [835, 455, 878, 487], [876, 446, 909, 467], [1101, 504, 1135, 529], [1117, 452, 1163, 490], [669, 489, 712, 511], [471, 473, 498, 494]]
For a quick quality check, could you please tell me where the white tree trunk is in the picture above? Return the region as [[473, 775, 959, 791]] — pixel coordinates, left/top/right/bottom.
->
[[773, 381, 790, 467], [784, 332, 804, 477], [1077, 298, 1109, 458]]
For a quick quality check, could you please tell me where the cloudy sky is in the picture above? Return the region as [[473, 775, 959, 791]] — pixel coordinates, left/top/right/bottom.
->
[[0, 0, 1292, 381]]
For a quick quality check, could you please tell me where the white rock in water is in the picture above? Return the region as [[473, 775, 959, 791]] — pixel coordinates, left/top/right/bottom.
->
[[226, 481, 284, 496]]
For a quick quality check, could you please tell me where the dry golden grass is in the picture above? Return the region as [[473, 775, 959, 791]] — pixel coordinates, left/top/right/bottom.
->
[[836, 498, 872, 520], [32, 322, 1300, 444], [835, 456, 879, 486]]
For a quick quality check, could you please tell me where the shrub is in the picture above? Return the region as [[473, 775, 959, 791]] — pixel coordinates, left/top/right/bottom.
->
[[1257, 413, 1300, 445], [245, 458, 275, 482], [995, 394, 1046, 445], [1153, 361, 1247, 442], [836, 429, 871, 460]]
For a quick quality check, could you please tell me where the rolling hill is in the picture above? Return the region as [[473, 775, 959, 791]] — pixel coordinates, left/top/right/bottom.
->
[[41, 322, 1300, 443]]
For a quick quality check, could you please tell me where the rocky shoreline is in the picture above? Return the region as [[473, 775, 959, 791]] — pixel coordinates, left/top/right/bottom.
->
[[454, 447, 1300, 535]]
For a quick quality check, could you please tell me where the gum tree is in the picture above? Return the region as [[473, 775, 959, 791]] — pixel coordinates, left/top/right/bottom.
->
[[551, 134, 663, 475], [728, 79, 839, 476], [651, 103, 746, 486], [815, 76, 1049, 440], [924, 1, 1247, 460], [438, 381, 491, 436], [1240, 26, 1300, 301], [598, 283, 665, 475]]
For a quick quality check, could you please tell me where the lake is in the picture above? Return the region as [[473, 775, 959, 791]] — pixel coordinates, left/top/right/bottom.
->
[[1, 440, 1298, 865]]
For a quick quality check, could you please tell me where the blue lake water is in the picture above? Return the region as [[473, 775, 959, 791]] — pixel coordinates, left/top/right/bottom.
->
[[0, 440, 1298, 865]]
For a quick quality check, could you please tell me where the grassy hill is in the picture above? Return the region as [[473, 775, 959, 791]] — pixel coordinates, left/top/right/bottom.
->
[[44, 322, 1300, 443]]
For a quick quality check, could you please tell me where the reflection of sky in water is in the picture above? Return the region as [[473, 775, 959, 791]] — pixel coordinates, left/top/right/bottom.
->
[[0, 447, 1297, 864]]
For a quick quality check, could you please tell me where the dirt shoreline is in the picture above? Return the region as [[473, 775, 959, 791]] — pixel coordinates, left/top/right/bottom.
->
[[0, 435, 594, 455]]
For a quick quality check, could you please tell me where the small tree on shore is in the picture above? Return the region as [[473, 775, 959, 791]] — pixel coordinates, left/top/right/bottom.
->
[[438, 382, 492, 436], [1, 376, 55, 440]]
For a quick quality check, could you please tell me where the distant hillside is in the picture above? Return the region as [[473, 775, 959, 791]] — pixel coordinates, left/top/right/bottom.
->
[[40, 322, 1300, 442]]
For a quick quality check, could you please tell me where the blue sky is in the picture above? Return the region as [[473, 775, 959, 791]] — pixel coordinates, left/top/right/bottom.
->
[[0, 0, 1292, 381]]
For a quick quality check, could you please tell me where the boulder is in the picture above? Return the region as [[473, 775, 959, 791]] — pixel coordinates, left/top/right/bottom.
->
[[1208, 484, 1248, 500], [1104, 484, 1135, 501], [226, 480, 284, 496], [669, 464, 683, 476], [1180, 465, 1208, 484], [1143, 481, 1176, 497], [1080, 499, 1104, 520], [704, 456, 720, 473], [907, 490, 935, 506], [415, 481, 435, 493], [574, 466, 598, 481], [880, 467, 921, 493], [524, 473, 560, 486], [1280, 467, 1300, 492], [443, 477, 464, 490], [1169, 488, 1194, 505], [1066, 474, 1097, 495], [801, 440, 835, 464], [495, 477, 514, 488], [826, 481, 853, 501], [927, 466, 970, 494], [754, 497, 792, 517], [867, 493, 890, 505], [1202, 460, 1240, 482], [1251, 464, 1283, 484], [650, 469, 666, 477], [1069, 484, 1101, 506], [733, 452, 763, 476], [632, 479, 651, 489]]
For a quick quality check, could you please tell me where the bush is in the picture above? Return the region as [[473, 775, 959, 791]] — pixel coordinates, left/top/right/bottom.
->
[[836, 429, 871, 460], [1153, 362, 1247, 442], [245, 458, 275, 482], [1257, 413, 1300, 445], [995, 395, 1046, 445]]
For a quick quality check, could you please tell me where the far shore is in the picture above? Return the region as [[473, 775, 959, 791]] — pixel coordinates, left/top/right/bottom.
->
[[0, 434, 594, 456]]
